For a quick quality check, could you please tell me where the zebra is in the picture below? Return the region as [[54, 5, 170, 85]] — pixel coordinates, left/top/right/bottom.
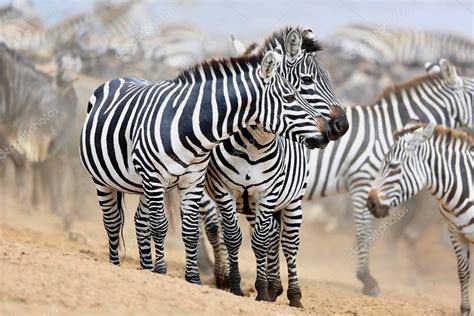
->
[[367, 122, 474, 316], [202, 26, 348, 307], [302, 58, 474, 296], [80, 50, 331, 284], [330, 24, 474, 69]]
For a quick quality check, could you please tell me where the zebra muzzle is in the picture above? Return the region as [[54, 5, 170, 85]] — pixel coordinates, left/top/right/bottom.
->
[[367, 190, 390, 218]]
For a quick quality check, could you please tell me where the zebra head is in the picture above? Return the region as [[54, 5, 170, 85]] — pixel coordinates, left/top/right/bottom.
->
[[367, 121, 436, 218], [258, 50, 331, 149], [279, 28, 349, 141], [232, 27, 349, 141], [425, 58, 474, 128]]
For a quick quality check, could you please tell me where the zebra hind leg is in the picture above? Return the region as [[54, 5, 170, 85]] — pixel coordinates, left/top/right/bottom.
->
[[267, 212, 283, 302], [448, 228, 470, 316], [179, 186, 203, 284], [96, 184, 124, 266], [281, 202, 303, 308], [200, 194, 229, 289], [143, 180, 168, 274], [219, 196, 244, 295], [134, 194, 153, 270]]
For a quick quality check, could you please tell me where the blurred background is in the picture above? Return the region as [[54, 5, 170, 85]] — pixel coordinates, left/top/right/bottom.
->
[[0, 0, 473, 314]]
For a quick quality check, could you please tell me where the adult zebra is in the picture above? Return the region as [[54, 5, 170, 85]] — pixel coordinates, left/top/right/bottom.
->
[[80, 51, 331, 284], [303, 59, 474, 296], [367, 123, 474, 316], [330, 24, 474, 69], [203, 26, 348, 307]]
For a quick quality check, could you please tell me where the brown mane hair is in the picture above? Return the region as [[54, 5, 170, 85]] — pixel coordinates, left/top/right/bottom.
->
[[175, 54, 262, 83], [394, 123, 474, 148], [373, 73, 441, 104]]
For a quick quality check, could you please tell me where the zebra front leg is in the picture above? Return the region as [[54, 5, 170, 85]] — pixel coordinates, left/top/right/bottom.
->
[[267, 212, 283, 302], [448, 228, 471, 316], [252, 204, 274, 302], [351, 188, 380, 296], [281, 201, 303, 308], [134, 194, 153, 270], [200, 193, 229, 289], [179, 186, 203, 284], [95, 184, 124, 266], [218, 195, 244, 295], [143, 181, 168, 274]]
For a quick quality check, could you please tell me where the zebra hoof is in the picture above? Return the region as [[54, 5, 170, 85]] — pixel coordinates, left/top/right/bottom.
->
[[256, 290, 271, 302], [289, 298, 303, 308], [268, 283, 283, 302], [185, 274, 201, 285], [362, 284, 380, 297], [215, 274, 229, 289], [152, 263, 167, 274], [230, 287, 244, 296]]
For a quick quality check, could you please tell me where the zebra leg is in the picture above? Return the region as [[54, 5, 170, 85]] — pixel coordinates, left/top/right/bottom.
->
[[252, 204, 274, 302], [179, 186, 203, 284], [267, 212, 283, 302], [95, 183, 123, 265], [350, 187, 380, 296], [134, 194, 153, 270], [143, 181, 168, 274], [200, 194, 229, 289], [218, 195, 243, 295], [281, 201, 303, 308], [448, 228, 471, 315]]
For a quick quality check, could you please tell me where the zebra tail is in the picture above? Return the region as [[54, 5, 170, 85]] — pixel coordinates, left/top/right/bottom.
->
[[117, 191, 127, 260]]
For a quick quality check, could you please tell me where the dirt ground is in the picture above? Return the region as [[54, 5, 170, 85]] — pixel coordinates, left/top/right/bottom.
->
[[0, 193, 469, 316]]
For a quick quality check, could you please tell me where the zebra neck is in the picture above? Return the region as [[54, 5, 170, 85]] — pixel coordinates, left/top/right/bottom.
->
[[424, 138, 472, 208], [178, 66, 263, 151]]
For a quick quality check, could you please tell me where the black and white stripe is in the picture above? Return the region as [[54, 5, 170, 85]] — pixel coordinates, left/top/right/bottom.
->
[[80, 51, 329, 284], [202, 27, 348, 307], [368, 123, 473, 316]]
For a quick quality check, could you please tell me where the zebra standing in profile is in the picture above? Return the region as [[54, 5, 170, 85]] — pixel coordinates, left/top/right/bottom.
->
[[203, 26, 348, 307], [367, 122, 474, 316], [80, 51, 331, 284], [302, 59, 474, 296]]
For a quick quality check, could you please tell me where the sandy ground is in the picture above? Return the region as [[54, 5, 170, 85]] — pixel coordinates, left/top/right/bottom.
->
[[0, 193, 470, 316]]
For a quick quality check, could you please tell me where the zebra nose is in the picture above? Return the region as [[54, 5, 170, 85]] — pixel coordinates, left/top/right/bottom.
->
[[330, 116, 349, 140], [367, 190, 389, 218]]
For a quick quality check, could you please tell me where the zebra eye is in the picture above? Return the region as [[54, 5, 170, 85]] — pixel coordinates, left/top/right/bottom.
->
[[388, 162, 400, 169], [301, 76, 313, 85], [284, 94, 296, 103]]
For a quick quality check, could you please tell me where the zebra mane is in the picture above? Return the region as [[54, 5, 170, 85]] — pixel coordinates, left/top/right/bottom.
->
[[373, 73, 439, 104], [174, 54, 262, 82], [0, 42, 52, 82], [260, 26, 323, 54], [394, 123, 474, 148]]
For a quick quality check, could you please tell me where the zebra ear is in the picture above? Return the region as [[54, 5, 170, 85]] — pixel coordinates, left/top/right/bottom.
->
[[407, 123, 435, 150], [260, 51, 281, 81], [285, 28, 302, 59], [425, 61, 441, 75], [229, 34, 247, 56], [440, 58, 462, 88]]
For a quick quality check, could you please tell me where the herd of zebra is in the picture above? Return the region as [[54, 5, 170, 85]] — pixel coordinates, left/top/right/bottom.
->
[[0, 1, 473, 315]]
